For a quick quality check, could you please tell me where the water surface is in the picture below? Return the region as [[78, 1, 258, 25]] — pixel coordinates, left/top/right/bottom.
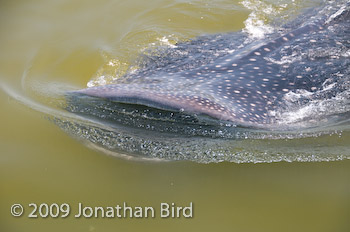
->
[[0, 0, 349, 231]]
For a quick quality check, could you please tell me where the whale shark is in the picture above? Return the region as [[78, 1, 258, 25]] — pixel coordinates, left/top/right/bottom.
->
[[68, 2, 350, 131], [68, 1, 350, 131], [58, 1, 350, 162]]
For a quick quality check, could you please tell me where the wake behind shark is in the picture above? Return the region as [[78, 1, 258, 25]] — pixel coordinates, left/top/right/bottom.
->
[[68, 1, 350, 131]]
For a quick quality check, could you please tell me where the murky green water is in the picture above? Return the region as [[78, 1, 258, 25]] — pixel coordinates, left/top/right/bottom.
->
[[0, 0, 349, 231]]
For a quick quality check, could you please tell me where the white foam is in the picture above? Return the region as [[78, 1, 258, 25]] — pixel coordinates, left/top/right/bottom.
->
[[326, 5, 347, 24], [157, 36, 177, 48], [87, 75, 107, 87], [274, 85, 350, 126], [240, 0, 276, 39]]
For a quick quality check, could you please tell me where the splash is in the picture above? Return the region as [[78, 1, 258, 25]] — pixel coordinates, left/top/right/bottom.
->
[[240, 0, 276, 39]]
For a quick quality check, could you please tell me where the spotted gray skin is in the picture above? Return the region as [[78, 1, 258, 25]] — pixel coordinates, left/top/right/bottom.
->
[[72, 3, 350, 129]]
